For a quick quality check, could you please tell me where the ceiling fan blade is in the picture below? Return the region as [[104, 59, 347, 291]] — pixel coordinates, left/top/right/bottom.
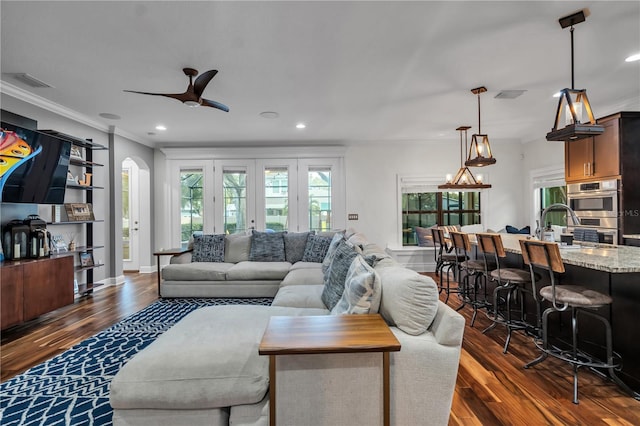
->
[[124, 90, 193, 103], [193, 70, 218, 98], [201, 98, 229, 112]]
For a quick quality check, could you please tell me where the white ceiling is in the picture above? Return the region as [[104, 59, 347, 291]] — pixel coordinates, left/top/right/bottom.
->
[[1, 1, 639, 148]]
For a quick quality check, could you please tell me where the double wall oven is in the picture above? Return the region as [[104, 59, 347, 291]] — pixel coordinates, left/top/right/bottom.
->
[[567, 179, 619, 244]]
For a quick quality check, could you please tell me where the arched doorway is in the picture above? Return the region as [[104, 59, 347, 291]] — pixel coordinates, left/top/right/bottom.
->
[[122, 157, 150, 272]]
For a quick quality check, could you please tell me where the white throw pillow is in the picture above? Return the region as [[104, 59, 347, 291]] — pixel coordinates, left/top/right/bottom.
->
[[331, 255, 381, 315]]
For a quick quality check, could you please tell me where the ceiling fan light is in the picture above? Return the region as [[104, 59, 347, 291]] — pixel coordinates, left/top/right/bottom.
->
[[184, 100, 200, 107]]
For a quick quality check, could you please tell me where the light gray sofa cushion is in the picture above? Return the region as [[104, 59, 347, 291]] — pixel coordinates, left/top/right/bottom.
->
[[249, 231, 286, 262], [225, 234, 251, 263], [109, 305, 328, 411], [280, 267, 324, 287], [284, 232, 310, 263], [289, 261, 323, 271], [227, 261, 292, 281], [271, 285, 329, 310], [331, 255, 381, 315], [229, 396, 268, 426], [321, 239, 359, 310], [162, 262, 234, 281], [376, 266, 439, 335]]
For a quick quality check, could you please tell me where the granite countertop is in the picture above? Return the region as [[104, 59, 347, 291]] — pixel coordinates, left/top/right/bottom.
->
[[623, 234, 640, 240], [472, 233, 640, 274]]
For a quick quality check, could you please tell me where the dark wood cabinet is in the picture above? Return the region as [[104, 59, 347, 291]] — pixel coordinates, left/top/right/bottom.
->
[[0, 256, 74, 330], [1, 264, 24, 329], [22, 256, 74, 321], [565, 114, 621, 182]]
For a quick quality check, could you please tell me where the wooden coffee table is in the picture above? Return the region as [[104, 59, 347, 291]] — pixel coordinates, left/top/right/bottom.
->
[[259, 314, 401, 426]]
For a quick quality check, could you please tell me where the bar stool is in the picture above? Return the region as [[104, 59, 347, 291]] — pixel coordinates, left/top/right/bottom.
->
[[477, 233, 538, 354], [519, 239, 640, 404], [431, 227, 466, 303], [449, 231, 494, 326]]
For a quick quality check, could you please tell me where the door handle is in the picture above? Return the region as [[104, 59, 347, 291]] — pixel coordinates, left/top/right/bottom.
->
[[133, 228, 139, 231]]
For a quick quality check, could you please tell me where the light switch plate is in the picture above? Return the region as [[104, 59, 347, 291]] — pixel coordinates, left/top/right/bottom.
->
[[348, 213, 358, 220]]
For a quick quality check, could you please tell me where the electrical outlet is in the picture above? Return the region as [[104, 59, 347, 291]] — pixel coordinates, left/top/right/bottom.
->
[[348, 213, 359, 220]]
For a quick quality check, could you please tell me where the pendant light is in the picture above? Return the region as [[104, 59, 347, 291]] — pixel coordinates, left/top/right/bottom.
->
[[546, 10, 604, 141], [438, 126, 491, 190], [465, 86, 496, 167]]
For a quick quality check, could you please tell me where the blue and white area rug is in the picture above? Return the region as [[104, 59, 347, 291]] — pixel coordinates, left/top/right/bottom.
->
[[0, 297, 272, 426]]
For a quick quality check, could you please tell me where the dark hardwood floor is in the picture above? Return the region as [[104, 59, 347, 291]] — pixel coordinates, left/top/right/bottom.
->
[[2, 271, 639, 424]]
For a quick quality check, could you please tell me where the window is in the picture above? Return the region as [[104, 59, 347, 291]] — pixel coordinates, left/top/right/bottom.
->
[[402, 191, 481, 246], [540, 186, 567, 226], [122, 167, 130, 260], [180, 170, 204, 247], [308, 167, 332, 232]]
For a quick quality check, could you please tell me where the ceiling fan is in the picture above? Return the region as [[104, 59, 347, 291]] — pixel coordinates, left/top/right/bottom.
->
[[124, 68, 229, 112]]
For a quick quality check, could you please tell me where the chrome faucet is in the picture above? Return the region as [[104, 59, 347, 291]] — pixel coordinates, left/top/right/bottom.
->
[[537, 203, 581, 240]]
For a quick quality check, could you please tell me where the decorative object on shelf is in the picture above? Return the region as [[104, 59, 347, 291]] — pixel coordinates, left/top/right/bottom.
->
[[64, 203, 95, 221], [2, 220, 29, 260], [67, 232, 76, 250], [67, 170, 76, 182], [546, 10, 604, 142], [51, 234, 68, 252], [124, 67, 230, 112], [465, 86, 496, 167], [70, 145, 84, 160], [78, 172, 92, 187], [51, 205, 62, 222], [438, 126, 492, 190], [79, 251, 94, 267]]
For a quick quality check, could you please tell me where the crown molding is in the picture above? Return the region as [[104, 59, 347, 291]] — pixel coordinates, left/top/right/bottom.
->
[[1, 80, 148, 146]]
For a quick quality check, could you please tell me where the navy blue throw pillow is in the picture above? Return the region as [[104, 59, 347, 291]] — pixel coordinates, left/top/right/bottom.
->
[[506, 225, 530, 234]]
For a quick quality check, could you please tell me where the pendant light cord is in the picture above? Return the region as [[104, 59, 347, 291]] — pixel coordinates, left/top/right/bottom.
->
[[570, 26, 575, 90], [477, 93, 481, 134]]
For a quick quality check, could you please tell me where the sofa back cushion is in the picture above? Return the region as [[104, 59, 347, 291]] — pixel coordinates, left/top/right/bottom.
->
[[301, 234, 333, 263], [191, 234, 225, 262], [376, 266, 439, 335], [249, 231, 286, 262], [331, 255, 381, 315], [321, 239, 359, 310], [225, 234, 252, 263], [284, 232, 311, 263]]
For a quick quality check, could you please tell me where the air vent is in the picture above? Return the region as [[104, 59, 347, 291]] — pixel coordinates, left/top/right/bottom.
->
[[12, 73, 53, 88], [494, 90, 526, 99]]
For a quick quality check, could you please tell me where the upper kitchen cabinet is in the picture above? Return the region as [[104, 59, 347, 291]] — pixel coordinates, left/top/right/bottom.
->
[[565, 112, 639, 183]]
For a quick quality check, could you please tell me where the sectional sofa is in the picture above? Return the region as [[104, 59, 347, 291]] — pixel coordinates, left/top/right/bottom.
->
[[109, 230, 466, 426]]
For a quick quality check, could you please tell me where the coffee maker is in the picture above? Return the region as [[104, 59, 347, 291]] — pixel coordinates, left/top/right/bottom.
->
[[23, 215, 50, 258]]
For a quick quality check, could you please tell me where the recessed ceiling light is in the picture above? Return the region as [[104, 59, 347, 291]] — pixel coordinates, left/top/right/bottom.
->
[[155, 125, 167, 131], [99, 112, 121, 120], [259, 111, 279, 119], [296, 123, 306, 129], [625, 53, 640, 62]]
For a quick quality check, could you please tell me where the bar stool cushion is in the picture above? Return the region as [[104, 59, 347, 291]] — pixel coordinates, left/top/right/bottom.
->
[[441, 253, 467, 262], [489, 268, 532, 284], [460, 260, 494, 272], [540, 285, 613, 307]]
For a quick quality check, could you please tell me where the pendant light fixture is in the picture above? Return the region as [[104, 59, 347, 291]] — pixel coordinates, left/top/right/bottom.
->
[[546, 10, 604, 141], [465, 86, 496, 167], [439, 126, 491, 190]]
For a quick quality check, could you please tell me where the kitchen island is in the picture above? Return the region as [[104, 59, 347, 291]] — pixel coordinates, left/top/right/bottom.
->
[[469, 233, 640, 394]]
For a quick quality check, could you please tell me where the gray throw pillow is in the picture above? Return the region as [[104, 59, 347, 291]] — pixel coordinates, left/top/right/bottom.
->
[[249, 231, 286, 262], [301, 234, 333, 263], [191, 234, 225, 262], [321, 239, 358, 310], [284, 232, 311, 263], [331, 254, 381, 315], [321, 232, 345, 273]]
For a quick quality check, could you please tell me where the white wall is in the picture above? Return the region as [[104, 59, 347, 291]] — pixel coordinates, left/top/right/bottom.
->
[[344, 139, 526, 247]]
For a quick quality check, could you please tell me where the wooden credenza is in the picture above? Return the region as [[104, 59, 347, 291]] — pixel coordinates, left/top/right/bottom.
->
[[1, 255, 74, 330]]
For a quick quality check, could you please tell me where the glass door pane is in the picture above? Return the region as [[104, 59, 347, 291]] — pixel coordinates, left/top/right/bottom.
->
[[308, 167, 332, 231], [122, 166, 130, 260], [180, 170, 204, 248], [264, 167, 288, 231], [223, 170, 248, 234]]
